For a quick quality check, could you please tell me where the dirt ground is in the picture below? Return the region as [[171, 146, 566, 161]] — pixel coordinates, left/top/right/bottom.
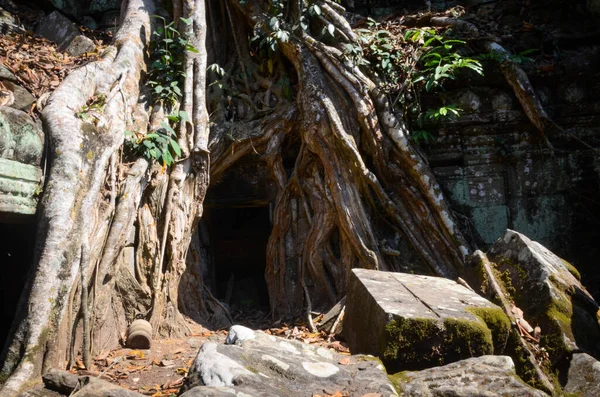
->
[[65, 311, 348, 396]]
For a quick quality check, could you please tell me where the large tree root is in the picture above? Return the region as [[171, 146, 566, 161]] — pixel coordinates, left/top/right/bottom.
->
[[219, 0, 471, 316], [0, 0, 215, 393]]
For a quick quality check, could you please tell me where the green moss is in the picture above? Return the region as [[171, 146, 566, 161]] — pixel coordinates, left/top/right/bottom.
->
[[443, 318, 493, 356], [467, 307, 511, 354], [382, 317, 440, 364], [388, 371, 412, 394], [561, 259, 581, 281], [382, 315, 494, 372]]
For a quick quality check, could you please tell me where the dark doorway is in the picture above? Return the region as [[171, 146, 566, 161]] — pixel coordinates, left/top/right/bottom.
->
[[204, 206, 271, 311], [1, 222, 36, 346]]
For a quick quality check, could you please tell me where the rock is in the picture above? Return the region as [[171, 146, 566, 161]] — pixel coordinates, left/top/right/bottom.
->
[[47, 0, 121, 20], [71, 376, 145, 397], [42, 370, 145, 397], [0, 157, 42, 219], [81, 16, 99, 30], [0, 64, 18, 83], [36, 11, 80, 52], [180, 326, 398, 397], [0, 106, 44, 165], [35, 11, 96, 56], [43, 369, 79, 394], [391, 355, 549, 397], [0, 80, 35, 112], [65, 35, 95, 57], [344, 269, 511, 373], [225, 324, 256, 345], [487, 230, 600, 363], [564, 353, 600, 397]]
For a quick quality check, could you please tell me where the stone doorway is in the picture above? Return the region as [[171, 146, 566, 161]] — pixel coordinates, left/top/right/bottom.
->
[[0, 222, 36, 345], [203, 206, 271, 311]]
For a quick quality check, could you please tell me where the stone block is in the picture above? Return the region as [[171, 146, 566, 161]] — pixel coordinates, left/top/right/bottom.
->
[[565, 353, 600, 397], [181, 325, 398, 396], [65, 35, 95, 57], [471, 205, 509, 244], [36, 11, 79, 52], [0, 106, 44, 166], [391, 355, 548, 397], [344, 269, 508, 373], [487, 230, 600, 363], [0, 157, 42, 218], [0, 81, 35, 112]]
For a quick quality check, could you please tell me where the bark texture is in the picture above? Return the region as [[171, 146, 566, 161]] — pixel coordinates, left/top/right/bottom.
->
[[1, 0, 518, 394]]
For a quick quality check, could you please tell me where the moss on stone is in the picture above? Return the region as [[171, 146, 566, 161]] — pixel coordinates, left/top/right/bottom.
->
[[467, 307, 511, 354], [388, 371, 412, 394], [382, 317, 440, 365], [382, 315, 494, 372], [561, 259, 581, 281], [443, 318, 493, 356]]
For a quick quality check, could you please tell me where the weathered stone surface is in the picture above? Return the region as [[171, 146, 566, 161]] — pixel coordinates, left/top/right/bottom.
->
[[65, 35, 96, 57], [42, 369, 79, 394], [47, 0, 121, 20], [0, 64, 18, 83], [0, 106, 44, 165], [0, 157, 42, 218], [181, 325, 398, 397], [487, 230, 600, 363], [565, 353, 600, 397], [0, 81, 35, 112], [36, 11, 79, 51], [344, 269, 510, 373], [41, 370, 145, 396], [391, 355, 548, 397]]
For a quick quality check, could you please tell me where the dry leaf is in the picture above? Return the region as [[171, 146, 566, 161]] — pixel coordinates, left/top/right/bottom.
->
[[338, 357, 350, 365]]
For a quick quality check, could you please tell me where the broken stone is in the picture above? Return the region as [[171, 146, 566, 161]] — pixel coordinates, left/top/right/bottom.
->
[[344, 269, 509, 373], [487, 230, 600, 363], [65, 35, 95, 57], [42, 369, 79, 394], [47, 0, 121, 21], [0, 106, 44, 165], [180, 325, 398, 396], [36, 11, 80, 52], [81, 16, 99, 30], [0, 64, 18, 83], [0, 80, 35, 112], [564, 353, 600, 397], [391, 355, 548, 396]]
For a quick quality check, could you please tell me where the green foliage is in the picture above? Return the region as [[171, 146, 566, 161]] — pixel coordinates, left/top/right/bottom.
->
[[479, 48, 538, 65], [147, 16, 198, 105], [407, 28, 483, 92], [356, 22, 484, 145], [125, 111, 187, 166]]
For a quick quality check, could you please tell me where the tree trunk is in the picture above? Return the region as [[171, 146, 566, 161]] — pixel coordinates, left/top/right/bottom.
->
[[1, 0, 473, 394]]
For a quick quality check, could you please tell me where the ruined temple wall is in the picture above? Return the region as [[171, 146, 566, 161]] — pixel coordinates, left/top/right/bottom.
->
[[425, 58, 600, 297]]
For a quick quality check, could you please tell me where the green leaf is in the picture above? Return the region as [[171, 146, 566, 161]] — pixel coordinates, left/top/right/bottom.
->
[[170, 139, 182, 157], [180, 17, 193, 25], [327, 24, 335, 37]]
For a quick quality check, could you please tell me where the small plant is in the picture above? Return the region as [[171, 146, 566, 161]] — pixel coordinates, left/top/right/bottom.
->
[[147, 16, 198, 106], [410, 105, 461, 144], [76, 94, 107, 123], [125, 111, 187, 166], [407, 28, 483, 92]]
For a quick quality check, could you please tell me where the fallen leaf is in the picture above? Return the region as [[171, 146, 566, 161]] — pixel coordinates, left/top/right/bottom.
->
[[338, 357, 350, 365], [127, 350, 145, 360], [159, 359, 175, 367]]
